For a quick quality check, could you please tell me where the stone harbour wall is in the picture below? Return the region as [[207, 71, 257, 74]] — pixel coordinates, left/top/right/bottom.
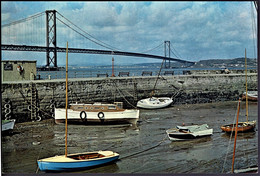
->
[[1, 73, 257, 122]]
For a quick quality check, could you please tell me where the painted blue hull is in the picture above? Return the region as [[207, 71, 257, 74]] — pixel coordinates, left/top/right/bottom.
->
[[38, 155, 119, 171]]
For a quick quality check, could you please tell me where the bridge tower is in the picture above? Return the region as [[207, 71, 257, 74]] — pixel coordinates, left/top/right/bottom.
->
[[164, 41, 171, 68], [45, 10, 57, 69]]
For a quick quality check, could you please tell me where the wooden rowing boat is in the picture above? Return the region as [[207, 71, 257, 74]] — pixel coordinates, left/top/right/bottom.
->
[[221, 121, 256, 133]]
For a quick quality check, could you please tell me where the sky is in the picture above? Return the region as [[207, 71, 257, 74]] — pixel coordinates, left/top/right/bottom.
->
[[1, 1, 258, 66]]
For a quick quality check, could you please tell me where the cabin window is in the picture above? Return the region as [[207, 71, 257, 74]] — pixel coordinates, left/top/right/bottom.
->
[[108, 106, 116, 110], [85, 107, 88, 110], [95, 107, 100, 110], [101, 107, 104, 110], [78, 107, 83, 109]]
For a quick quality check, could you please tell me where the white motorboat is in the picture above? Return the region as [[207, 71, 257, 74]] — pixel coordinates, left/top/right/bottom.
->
[[136, 97, 173, 109], [166, 124, 213, 141], [242, 91, 258, 101], [55, 102, 139, 124], [2, 119, 16, 132]]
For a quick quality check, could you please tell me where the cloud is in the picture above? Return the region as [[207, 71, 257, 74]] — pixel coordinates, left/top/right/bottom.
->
[[1, 1, 257, 66]]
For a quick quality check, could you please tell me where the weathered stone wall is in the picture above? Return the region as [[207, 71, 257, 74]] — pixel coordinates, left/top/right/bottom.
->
[[1, 73, 257, 122]]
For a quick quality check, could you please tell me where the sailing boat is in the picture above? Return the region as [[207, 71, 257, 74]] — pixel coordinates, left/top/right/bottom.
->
[[37, 42, 119, 171], [221, 49, 256, 133], [136, 58, 173, 109]]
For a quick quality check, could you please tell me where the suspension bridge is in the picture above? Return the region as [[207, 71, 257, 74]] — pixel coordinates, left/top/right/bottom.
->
[[1, 10, 195, 70]]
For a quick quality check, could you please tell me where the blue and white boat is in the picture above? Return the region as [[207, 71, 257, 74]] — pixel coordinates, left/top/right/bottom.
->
[[37, 151, 119, 171], [37, 42, 119, 172]]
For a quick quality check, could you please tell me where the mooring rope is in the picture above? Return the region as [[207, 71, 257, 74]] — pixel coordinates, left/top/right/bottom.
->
[[119, 134, 168, 160], [221, 101, 239, 173], [112, 81, 137, 109]]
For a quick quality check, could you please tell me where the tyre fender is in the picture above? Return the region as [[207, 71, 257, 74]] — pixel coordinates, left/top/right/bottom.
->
[[80, 111, 87, 122], [97, 112, 105, 122]]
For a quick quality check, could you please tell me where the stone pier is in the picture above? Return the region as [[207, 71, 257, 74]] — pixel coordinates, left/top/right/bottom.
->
[[1, 73, 257, 122]]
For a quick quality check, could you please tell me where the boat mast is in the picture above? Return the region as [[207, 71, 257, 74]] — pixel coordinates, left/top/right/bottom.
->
[[65, 42, 69, 157], [151, 58, 165, 97], [245, 48, 248, 122], [231, 98, 241, 173]]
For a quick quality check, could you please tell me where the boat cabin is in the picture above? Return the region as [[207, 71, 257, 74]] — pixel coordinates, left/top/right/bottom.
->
[[69, 102, 124, 112]]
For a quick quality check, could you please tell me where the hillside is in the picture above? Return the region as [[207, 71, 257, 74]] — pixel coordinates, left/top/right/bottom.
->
[[133, 57, 257, 69], [190, 57, 257, 68]]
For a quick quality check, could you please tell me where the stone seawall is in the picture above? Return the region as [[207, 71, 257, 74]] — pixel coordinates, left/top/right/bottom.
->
[[1, 73, 257, 122]]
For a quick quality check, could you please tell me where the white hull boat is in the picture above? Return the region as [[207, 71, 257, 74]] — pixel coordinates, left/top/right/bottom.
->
[[38, 43, 120, 172], [137, 97, 173, 109], [2, 119, 16, 132], [55, 102, 139, 124], [242, 91, 258, 101], [166, 124, 213, 141]]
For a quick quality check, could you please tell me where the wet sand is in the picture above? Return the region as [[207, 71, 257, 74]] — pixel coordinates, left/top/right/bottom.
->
[[1, 101, 258, 174]]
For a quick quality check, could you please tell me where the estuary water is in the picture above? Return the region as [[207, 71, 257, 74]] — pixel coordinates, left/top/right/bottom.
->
[[36, 65, 255, 80], [2, 101, 258, 174]]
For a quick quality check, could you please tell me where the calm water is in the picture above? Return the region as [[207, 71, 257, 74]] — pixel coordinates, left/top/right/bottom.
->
[[37, 66, 256, 80]]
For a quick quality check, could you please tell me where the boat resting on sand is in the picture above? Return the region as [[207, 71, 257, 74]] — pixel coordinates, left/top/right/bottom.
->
[[137, 97, 173, 109], [241, 91, 258, 101], [55, 102, 139, 125], [37, 151, 119, 171], [221, 121, 256, 133], [166, 124, 213, 141], [2, 119, 16, 132]]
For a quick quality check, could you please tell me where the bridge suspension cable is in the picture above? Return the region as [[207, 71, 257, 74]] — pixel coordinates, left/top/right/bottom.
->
[[1, 11, 45, 27], [56, 11, 121, 51], [140, 42, 164, 54], [170, 46, 182, 59]]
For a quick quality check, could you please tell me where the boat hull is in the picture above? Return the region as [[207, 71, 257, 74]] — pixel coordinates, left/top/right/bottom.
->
[[137, 97, 173, 109], [54, 108, 139, 125], [221, 121, 256, 133], [241, 91, 258, 101], [37, 151, 119, 171], [2, 119, 15, 131], [166, 124, 213, 141], [166, 129, 213, 141]]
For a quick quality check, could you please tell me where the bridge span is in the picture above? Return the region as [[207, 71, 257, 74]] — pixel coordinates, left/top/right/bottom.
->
[[1, 44, 195, 65]]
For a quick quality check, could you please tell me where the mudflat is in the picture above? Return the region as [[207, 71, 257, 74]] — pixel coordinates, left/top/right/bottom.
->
[[2, 101, 258, 174]]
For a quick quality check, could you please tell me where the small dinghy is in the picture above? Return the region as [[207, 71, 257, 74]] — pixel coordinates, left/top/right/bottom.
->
[[38, 151, 119, 171], [166, 124, 213, 141], [221, 121, 256, 133], [242, 91, 258, 101], [137, 97, 173, 109]]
